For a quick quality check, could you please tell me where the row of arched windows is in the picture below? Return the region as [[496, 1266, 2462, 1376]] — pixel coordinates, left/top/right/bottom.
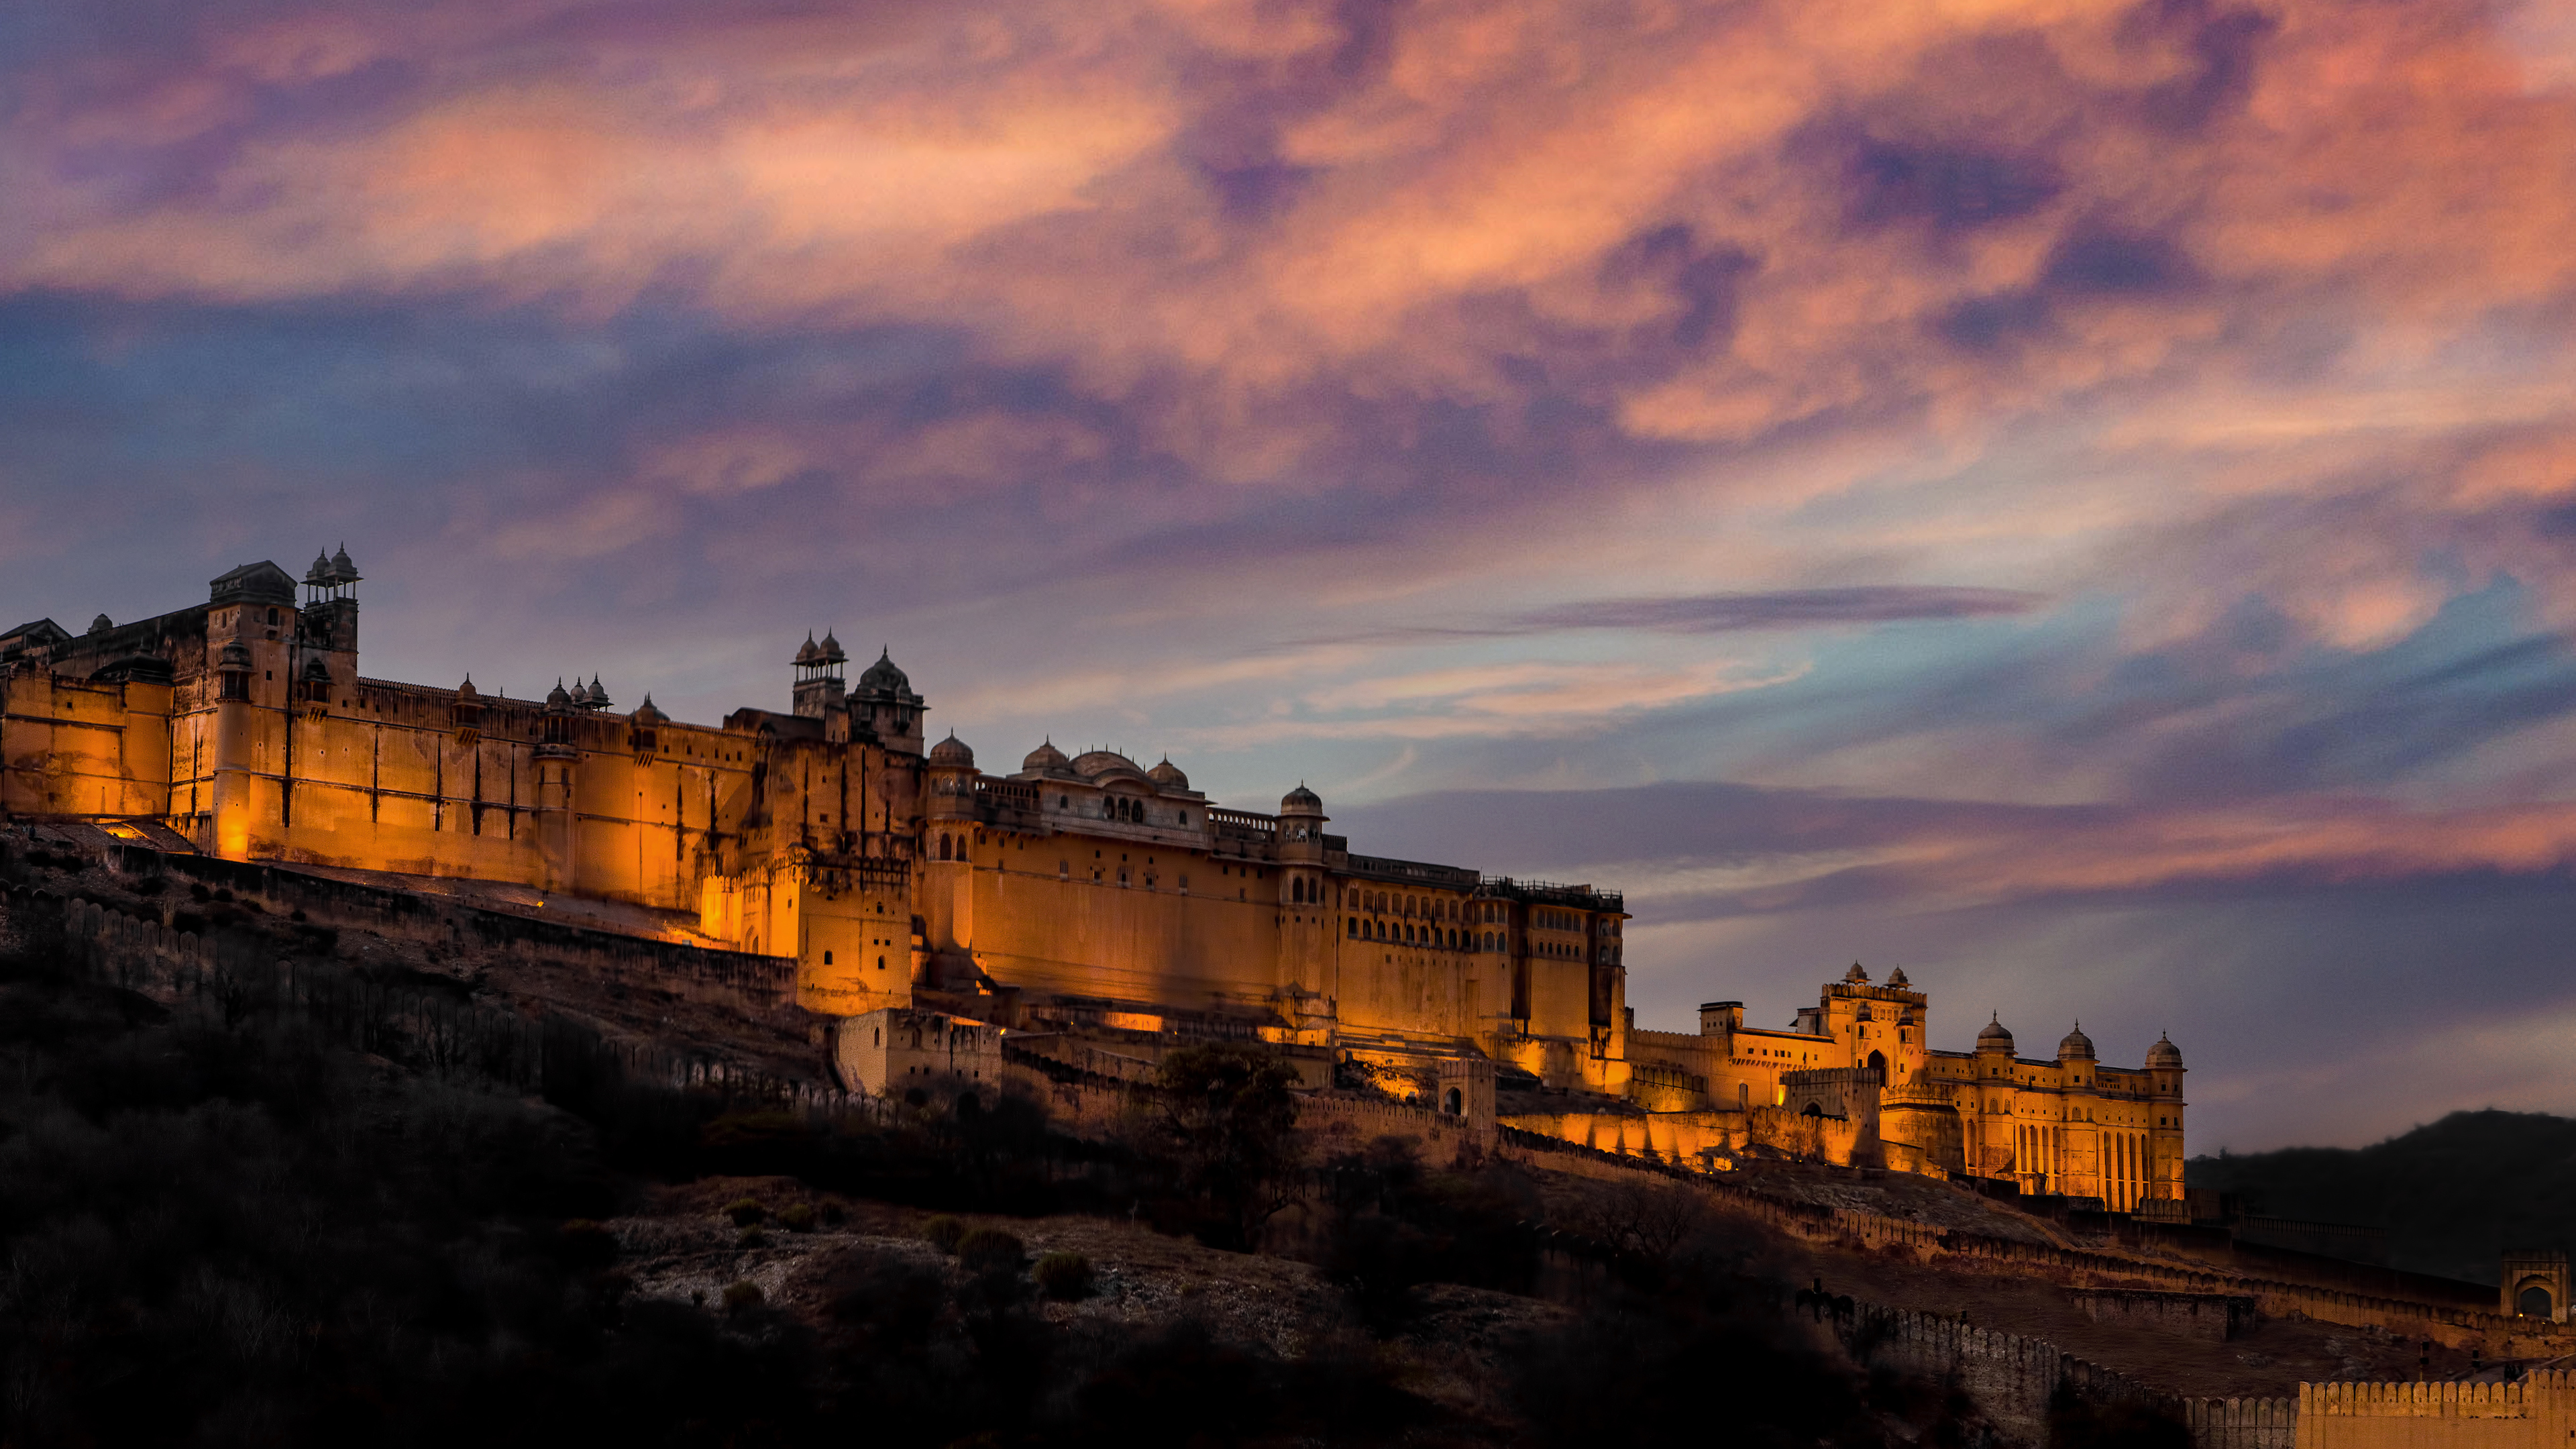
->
[[1347, 916, 1477, 949]]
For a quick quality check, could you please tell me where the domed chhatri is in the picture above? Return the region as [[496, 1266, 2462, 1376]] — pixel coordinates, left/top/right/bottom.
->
[[1976, 1014, 2015, 1050], [1022, 739, 1070, 773], [1280, 784, 1323, 813], [928, 732, 975, 767], [858, 648, 910, 694], [631, 693, 667, 725], [329, 543, 359, 583], [1842, 961, 1870, 984], [816, 630, 847, 666], [794, 632, 820, 666], [1071, 749, 1148, 782], [2146, 1034, 2184, 1070], [1146, 757, 1189, 790], [2057, 1022, 2097, 1061], [1886, 966, 1910, 987]]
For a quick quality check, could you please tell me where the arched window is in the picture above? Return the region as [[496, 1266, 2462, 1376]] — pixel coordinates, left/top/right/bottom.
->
[[2521, 1285, 2555, 1318], [1867, 1051, 1886, 1077], [1347, 918, 1358, 937], [1444, 1088, 1462, 1116]]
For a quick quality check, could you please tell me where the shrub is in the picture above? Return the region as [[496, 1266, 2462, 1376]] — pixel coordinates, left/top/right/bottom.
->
[[722, 1279, 764, 1314], [724, 1196, 767, 1226], [1034, 1250, 1094, 1300], [922, 1214, 967, 1253], [957, 1226, 1026, 1275], [737, 1228, 769, 1249], [189, 882, 211, 901], [777, 1203, 816, 1233]]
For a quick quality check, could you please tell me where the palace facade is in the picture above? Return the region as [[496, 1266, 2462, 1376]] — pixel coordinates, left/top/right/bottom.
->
[[0, 554, 2182, 1205]]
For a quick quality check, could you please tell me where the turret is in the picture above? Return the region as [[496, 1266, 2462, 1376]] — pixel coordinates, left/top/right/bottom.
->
[[535, 678, 579, 890], [793, 631, 847, 723], [1975, 1014, 2015, 1074], [851, 647, 924, 754], [926, 733, 977, 822], [209, 640, 256, 859], [2145, 1033, 2185, 1097]]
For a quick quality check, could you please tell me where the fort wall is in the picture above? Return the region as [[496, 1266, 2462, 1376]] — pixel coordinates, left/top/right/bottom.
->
[[2294, 1375, 2576, 1449], [1849, 1306, 2297, 1449]]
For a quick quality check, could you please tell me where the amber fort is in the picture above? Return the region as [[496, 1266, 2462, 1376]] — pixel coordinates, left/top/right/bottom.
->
[[0, 550, 2192, 1198], [22, 551, 2576, 1449]]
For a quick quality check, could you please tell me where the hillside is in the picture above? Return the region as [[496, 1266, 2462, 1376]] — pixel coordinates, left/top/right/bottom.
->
[[2189, 1110, 2576, 1284]]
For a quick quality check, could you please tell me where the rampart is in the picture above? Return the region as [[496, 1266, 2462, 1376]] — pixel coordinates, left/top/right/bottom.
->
[[2295, 1373, 2576, 1449], [2075, 1289, 2258, 1341], [1851, 1305, 2297, 1449]]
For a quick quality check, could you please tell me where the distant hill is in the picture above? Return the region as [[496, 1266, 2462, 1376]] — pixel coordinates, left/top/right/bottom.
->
[[2188, 1110, 2576, 1285]]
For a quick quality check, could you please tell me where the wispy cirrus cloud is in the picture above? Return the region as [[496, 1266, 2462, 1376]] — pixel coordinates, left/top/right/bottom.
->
[[1288, 586, 2047, 648]]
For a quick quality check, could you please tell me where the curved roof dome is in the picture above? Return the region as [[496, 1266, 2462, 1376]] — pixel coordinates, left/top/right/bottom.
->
[[1976, 1015, 2015, 1051], [329, 543, 359, 583], [546, 678, 573, 708], [858, 648, 909, 693], [928, 732, 975, 767], [1147, 757, 1189, 790], [1071, 749, 1147, 782], [794, 633, 820, 665], [455, 675, 480, 702], [1022, 740, 1069, 773], [1886, 966, 1910, 987], [816, 629, 847, 665], [2146, 1034, 2184, 1069], [631, 693, 667, 725], [2057, 1023, 2096, 1060], [1842, 961, 1870, 984], [1280, 784, 1323, 812]]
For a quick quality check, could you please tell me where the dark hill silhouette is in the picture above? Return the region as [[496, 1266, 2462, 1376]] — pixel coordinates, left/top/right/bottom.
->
[[2188, 1110, 2576, 1285]]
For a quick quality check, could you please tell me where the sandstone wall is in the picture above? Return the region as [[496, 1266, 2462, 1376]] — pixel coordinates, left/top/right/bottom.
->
[[2295, 1374, 2576, 1449]]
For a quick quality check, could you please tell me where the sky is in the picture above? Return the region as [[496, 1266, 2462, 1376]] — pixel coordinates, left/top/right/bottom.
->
[[6, 0, 2576, 1152]]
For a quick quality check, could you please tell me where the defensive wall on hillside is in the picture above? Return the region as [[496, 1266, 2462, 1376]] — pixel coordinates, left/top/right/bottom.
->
[[1847, 1305, 2296, 1449], [19, 871, 2576, 1449], [2294, 1374, 2576, 1449]]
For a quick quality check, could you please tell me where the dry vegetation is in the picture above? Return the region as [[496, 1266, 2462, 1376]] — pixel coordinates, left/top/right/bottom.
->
[[0, 843, 2341, 1446]]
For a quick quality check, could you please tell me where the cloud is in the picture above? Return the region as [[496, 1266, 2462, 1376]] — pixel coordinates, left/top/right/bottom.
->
[[1293, 586, 2047, 647], [10, 0, 2576, 1149]]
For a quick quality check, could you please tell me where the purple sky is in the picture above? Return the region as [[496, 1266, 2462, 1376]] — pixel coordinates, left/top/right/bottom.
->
[[7, 0, 2576, 1149]]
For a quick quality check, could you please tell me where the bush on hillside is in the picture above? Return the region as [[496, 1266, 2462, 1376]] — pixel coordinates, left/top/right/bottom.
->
[[1034, 1250, 1094, 1300]]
